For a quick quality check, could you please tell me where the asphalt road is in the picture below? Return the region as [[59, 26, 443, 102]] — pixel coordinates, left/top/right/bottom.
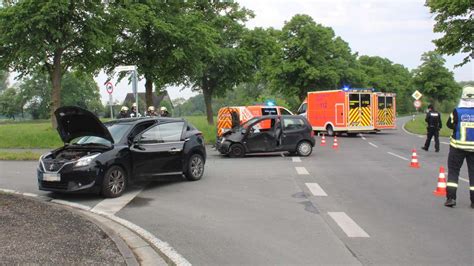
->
[[1, 117, 473, 265]]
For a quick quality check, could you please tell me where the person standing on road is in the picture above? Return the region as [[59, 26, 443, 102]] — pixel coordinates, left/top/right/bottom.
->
[[130, 103, 141, 118], [117, 106, 129, 119], [422, 104, 442, 152], [146, 106, 158, 117], [445, 86, 474, 208]]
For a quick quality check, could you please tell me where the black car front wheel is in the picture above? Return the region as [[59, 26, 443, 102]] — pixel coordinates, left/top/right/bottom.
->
[[229, 143, 245, 158], [296, 141, 313, 157], [102, 166, 127, 198], [185, 153, 205, 181]]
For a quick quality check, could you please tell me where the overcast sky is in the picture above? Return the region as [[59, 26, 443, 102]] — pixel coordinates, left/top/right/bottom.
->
[[93, 0, 473, 105]]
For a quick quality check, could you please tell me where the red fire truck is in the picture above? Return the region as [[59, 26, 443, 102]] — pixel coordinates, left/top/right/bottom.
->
[[297, 89, 396, 135]]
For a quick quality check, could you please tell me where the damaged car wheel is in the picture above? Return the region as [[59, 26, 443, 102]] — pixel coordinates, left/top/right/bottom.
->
[[296, 141, 312, 157], [102, 166, 127, 198], [229, 143, 245, 158]]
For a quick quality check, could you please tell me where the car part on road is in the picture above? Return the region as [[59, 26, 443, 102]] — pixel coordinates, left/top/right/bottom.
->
[[102, 166, 127, 198]]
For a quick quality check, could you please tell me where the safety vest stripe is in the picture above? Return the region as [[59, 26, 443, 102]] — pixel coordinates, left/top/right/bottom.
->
[[447, 182, 458, 188], [470, 186, 474, 191]]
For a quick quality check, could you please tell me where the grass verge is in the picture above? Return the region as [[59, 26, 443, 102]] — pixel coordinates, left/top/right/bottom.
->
[[404, 114, 452, 137], [0, 151, 42, 161]]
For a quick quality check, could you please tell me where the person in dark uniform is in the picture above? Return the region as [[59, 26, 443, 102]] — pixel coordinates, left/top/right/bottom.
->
[[422, 104, 442, 152], [160, 106, 170, 117], [444, 86, 474, 208], [117, 106, 129, 119], [130, 103, 141, 118]]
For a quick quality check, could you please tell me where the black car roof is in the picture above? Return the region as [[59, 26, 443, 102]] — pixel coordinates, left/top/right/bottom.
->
[[105, 117, 185, 126]]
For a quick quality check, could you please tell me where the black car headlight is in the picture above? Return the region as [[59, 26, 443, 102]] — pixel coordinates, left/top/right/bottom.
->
[[74, 153, 100, 168]]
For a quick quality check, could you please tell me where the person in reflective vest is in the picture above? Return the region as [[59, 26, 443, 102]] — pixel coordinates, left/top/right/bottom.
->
[[422, 104, 442, 152], [445, 86, 474, 208]]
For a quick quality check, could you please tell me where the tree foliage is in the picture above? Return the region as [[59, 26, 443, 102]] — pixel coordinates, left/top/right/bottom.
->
[[0, 1, 114, 126], [266, 15, 362, 101], [412, 51, 461, 111], [0, 70, 7, 93], [425, 0, 473, 66], [0, 87, 20, 119]]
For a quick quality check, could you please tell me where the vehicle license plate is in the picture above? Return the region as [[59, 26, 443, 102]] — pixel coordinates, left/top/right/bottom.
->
[[43, 173, 60, 182]]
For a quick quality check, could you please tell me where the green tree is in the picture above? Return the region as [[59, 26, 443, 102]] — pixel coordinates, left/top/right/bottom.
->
[[266, 14, 362, 101], [0, 87, 20, 119], [412, 51, 461, 111], [0, 70, 7, 93], [0, 1, 114, 126], [108, 1, 215, 108], [425, 0, 473, 66], [187, 1, 255, 125], [358, 55, 414, 113]]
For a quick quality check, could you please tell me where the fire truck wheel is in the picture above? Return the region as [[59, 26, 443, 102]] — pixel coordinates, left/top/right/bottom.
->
[[296, 141, 313, 157], [229, 143, 245, 158], [326, 125, 334, 136]]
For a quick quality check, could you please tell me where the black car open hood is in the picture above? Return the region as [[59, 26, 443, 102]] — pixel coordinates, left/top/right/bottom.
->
[[54, 106, 114, 144]]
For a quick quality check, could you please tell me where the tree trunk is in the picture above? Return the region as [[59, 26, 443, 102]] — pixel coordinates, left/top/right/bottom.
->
[[50, 52, 62, 129], [145, 78, 153, 109], [203, 86, 214, 125]]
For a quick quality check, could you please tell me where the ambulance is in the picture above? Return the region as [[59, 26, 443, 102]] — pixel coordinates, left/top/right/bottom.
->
[[297, 89, 396, 135], [216, 105, 293, 138]]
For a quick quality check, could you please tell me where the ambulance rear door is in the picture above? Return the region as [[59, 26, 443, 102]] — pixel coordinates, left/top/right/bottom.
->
[[347, 92, 374, 130]]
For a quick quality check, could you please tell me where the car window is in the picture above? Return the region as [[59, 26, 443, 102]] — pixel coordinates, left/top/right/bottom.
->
[[280, 108, 293, 115], [283, 118, 306, 131], [72, 124, 131, 145], [297, 103, 307, 114], [140, 122, 184, 143]]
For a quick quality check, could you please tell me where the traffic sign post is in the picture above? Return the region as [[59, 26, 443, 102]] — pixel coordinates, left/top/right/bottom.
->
[[414, 99, 422, 112], [412, 90, 422, 100], [105, 82, 114, 118]]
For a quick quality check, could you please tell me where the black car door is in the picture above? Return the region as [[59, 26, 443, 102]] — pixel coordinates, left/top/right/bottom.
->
[[281, 117, 306, 150], [130, 121, 185, 177], [244, 117, 277, 152]]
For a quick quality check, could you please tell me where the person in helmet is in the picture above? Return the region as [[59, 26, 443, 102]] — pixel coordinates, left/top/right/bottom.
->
[[445, 86, 474, 208], [117, 106, 129, 119], [130, 103, 141, 118], [146, 106, 158, 117], [160, 106, 170, 117]]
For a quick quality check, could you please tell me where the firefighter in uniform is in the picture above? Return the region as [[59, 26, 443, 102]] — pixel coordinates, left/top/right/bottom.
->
[[445, 86, 474, 208], [117, 106, 129, 119], [422, 104, 442, 152]]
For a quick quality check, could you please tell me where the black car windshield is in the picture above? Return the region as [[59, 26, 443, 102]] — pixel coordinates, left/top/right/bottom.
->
[[71, 124, 131, 146], [240, 117, 260, 129]]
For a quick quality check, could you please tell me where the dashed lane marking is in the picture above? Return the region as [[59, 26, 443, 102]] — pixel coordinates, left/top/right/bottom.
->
[[91, 186, 145, 215], [292, 157, 301, 162], [441, 141, 449, 145], [305, 183, 328, 196], [295, 167, 309, 175], [328, 212, 370, 238], [368, 142, 378, 148], [460, 177, 469, 183], [387, 152, 409, 161]]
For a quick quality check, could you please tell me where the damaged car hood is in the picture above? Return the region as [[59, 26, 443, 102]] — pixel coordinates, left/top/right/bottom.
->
[[54, 106, 114, 144]]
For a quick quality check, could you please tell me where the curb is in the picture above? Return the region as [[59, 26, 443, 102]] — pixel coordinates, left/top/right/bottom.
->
[[0, 188, 191, 266]]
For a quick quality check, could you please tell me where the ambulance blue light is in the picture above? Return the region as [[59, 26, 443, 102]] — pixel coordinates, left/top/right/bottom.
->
[[343, 86, 350, 92], [266, 100, 275, 106]]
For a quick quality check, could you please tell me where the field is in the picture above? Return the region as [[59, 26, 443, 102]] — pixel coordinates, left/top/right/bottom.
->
[[0, 116, 216, 149], [403, 114, 452, 137]]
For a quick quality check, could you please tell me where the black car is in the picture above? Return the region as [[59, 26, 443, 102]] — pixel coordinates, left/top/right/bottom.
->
[[38, 106, 206, 198], [218, 115, 315, 157]]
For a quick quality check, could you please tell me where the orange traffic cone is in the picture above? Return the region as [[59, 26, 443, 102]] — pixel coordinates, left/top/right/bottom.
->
[[409, 148, 420, 168], [320, 134, 326, 146], [332, 136, 339, 149], [433, 166, 447, 197]]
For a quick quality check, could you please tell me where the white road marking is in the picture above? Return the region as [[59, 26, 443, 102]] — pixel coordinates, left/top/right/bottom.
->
[[368, 142, 378, 148], [328, 212, 370, 238], [22, 192, 38, 197], [460, 177, 469, 183], [91, 187, 145, 215], [305, 183, 328, 196], [387, 152, 409, 161], [441, 141, 450, 145], [418, 135, 424, 138], [295, 167, 309, 175], [292, 157, 301, 162]]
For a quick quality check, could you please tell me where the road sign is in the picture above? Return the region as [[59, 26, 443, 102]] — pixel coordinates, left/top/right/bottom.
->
[[115, 65, 137, 72], [412, 90, 422, 100], [105, 82, 114, 94], [414, 100, 422, 108]]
